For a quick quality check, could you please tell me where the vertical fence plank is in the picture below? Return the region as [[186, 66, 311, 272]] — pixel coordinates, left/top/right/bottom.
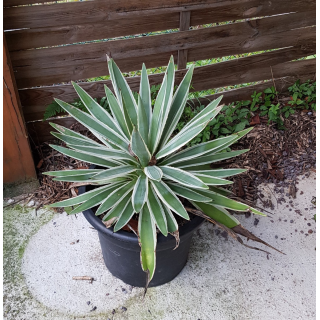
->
[[177, 11, 191, 69], [3, 36, 37, 186]]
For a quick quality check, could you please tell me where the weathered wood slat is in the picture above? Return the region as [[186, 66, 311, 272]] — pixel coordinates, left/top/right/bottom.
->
[[26, 67, 315, 144], [5, 13, 180, 52], [178, 11, 191, 70], [6, 0, 315, 52], [21, 50, 315, 121], [11, 12, 316, 88], [4, 0, 315, 30]]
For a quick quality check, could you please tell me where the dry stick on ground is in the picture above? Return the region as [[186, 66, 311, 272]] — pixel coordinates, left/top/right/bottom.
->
[[185, 207, 284, 255], [72, 276, 94, 283]]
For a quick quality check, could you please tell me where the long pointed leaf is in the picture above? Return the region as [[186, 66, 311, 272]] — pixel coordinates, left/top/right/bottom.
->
[[69, 183, 124, 214], [174, 149, 249, 169], [132, 173, 148, 212], [108, 59, 138, 126], [50, 144, 120, 168], [44, 169, 102, 177], [102, 191, 133, 222], [105, 85, 131, 139], [139, 63, 152, 127], [91, 165, 136, 181], [162, 205, 178, 233], [147, 184, 168, 236], [96, 180, 136, 215], [159, 65, 194, 148], [72, 81, 126, 139], [151, 180, 189, 220], [160, 166, 208, 189], [148, 75, 167, 154], [160, 135, 235, 165], [113, 199, 136, 232], [192, 174, 234, 186], [137, 95, 149, 144], [131, 128, 151, 167], [49, 184, 113, 208], [54, 98, 129, 150], [167, 183, 212, 202], [190, 168, 246, 178], [138, 205, 157, 286], [191, 201, 240, 228]]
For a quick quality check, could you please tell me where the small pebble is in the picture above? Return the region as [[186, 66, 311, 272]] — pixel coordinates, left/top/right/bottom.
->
[[254, 218, 259, 226], [90, 306, 97, 312], [121, 307, 127, 312], [305, 208, 309, 211], [7, 199, 14, 204], [307, 223, 311, 226], [112, 309, 116, 315], [290, 220, 294, 223], [87, 301, 90, 305], [27, 200, 35, 207], [275, 235, 278, 239], [308, 229, 313, 234]]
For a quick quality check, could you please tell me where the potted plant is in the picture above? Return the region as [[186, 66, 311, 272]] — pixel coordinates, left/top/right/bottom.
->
[[45, 57, 280, 291]]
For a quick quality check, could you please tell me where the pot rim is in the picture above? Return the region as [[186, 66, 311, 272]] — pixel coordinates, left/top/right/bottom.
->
[[79, 185, 204, 246]]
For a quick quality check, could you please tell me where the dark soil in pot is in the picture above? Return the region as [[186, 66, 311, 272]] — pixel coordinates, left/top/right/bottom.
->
[[79, 183, 204, 288]]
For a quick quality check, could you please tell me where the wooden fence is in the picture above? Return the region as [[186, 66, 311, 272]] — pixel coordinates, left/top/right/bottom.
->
[[4, 0, 316, 145]]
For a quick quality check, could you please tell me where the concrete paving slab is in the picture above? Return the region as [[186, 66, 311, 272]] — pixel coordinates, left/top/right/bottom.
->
[[3, 172, 316, 320]]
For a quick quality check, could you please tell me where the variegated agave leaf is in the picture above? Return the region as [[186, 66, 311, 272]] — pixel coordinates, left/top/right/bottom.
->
[[47, 57, 271, 289]]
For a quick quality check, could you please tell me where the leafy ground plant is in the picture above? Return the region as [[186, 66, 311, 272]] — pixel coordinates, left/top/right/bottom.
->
[[45, 57, 281, 290]]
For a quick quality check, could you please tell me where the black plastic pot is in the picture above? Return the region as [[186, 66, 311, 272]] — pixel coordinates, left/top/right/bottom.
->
[[79, 185, 204, 287]]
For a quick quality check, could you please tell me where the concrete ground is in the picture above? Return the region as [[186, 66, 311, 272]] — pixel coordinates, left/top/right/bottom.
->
[[3, 172, 316, 320]]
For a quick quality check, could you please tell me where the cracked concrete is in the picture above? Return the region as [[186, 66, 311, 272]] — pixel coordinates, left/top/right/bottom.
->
[[3, 172, 316, 320]]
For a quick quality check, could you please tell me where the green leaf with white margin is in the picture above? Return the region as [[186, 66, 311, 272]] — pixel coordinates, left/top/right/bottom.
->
[[91, 165, 136, 181], [192, 189, 266, 216], [62, 144, 136, 162], [157, 100, 223, 160], [102, 191, 132, 222], [138, 205, 157, 287], [190, 168, 247, 178], [148, 74, 167, 154], [144, 166, 163, 181], [156, 123, 207, 160], [191, 201, 240, 228], [137, 94, 149, 144], [166, 183, 212, 202], [132, 173, 148, 212], [131, 128, 151, 167], [160, 135, 235, 165], [139, 63, 152, 127], [69, 183, 124, 214], [147, 184, 168, 236], [180, 96, 223, 134], [104, 85, 131, 139], [113, 199, 135, 232], [192, 174, 234, 186], [44, 169, 102, 177], [52, 172, 102, 182], [49, 184, 112, 208], [162, 205, 178, 233], [72, 81, 126, 140], [159, 56, 175, 134], [108, 58, 138, 126], [50, 145, 121, 168], [96, 180, 136, 215], [50, 132, 104, 149], [160, 166, 208, 189], [209, 186, 233, 197], [173, 149, 249, 169], [151, 180, 189, 220], [54, 98, 129, 150], [159, 65, 194, 148]]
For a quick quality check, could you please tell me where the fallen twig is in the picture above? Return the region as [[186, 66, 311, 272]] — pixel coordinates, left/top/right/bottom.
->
[[72, 276, 94, 283]]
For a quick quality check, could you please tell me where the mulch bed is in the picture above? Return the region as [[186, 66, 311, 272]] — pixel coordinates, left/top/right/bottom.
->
[[19, 109, 316, 214]]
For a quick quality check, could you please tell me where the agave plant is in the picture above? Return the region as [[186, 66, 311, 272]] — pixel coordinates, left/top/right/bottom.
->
[[46, 57, 268, 286]]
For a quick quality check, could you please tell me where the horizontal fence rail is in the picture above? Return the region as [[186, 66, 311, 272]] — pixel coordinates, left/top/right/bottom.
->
[[3, 0, 316, 145]]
